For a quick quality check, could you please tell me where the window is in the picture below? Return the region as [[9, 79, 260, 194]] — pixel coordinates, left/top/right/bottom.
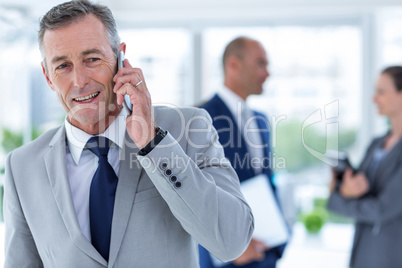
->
[[203, 26, 362, 172], [119, 29, 192, 105]]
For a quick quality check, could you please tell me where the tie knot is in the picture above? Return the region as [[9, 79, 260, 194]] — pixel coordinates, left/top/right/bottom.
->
[[86, 136, 111, 158]]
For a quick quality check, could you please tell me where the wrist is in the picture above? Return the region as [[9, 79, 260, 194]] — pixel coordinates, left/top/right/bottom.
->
[[138, 126, 167, 156], [138, 128, 156, 149]]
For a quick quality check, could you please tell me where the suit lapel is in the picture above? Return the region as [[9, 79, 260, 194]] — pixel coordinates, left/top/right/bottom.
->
[[44, 126, 107, 266], [210, 95, 255, 181], [373, 137, 402, 187], [108, 132, 142, 267]]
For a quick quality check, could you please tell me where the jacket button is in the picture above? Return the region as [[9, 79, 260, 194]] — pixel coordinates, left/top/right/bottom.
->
[[170, 176, 177, 182], [160, 162, 168, 170], [174, 181, 182, 188], [165, 169, 172, 176]]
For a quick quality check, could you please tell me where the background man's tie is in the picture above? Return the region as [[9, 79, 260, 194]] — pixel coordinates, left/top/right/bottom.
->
[[87, 136, 118, 261]]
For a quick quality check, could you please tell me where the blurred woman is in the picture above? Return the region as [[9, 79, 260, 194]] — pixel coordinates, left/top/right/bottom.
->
[[327, 66, 402, 268]]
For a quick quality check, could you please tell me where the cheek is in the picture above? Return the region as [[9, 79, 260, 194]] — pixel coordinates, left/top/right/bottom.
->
[[100, 56, 117, 75], [51, 71, 70, 87], [91, 63, 116, 88], [51, 73, 68, 92], [100, 62, 115, 75], [391, 98, 402, 110]]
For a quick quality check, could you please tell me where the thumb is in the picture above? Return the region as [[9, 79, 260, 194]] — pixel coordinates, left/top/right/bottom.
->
[[344, 168, 353, 180]]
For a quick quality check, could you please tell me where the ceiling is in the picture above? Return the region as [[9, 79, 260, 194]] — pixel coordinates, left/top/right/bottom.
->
[[1, 0, 402, 16]]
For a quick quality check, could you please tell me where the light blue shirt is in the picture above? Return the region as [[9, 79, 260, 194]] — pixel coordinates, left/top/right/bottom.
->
[[64, 106, 129, 242], [218, 87, 264, 175]]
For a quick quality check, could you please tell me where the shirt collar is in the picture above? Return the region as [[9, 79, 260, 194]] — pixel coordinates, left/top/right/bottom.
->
[[65, 106, 129, 165], [218, 86, 249, 121]]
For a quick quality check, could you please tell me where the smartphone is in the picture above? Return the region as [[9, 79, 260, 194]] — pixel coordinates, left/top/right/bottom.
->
[[326, 150, 355, 181], [117, 51, 132, 112]]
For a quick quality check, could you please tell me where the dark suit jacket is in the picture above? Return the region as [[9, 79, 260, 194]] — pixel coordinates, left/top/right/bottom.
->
[[199, 94, 286, 268], [328, 133, 402, 268]]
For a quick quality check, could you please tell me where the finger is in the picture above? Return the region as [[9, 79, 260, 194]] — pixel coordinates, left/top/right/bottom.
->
[[114, 67, 143, 84], [114, 73, 144, 94], [253, 240, 270, 251], [252, 250, 265, 261], [115, 83, 138, 106], [355, 174, 368, 189], [133, 74, 144, 89], [124, 58, 132, 68], [114, 59, 143, 81], [343, 168, 353, 181], [113, 69, 144, 88], [116, 90, 124, 106]]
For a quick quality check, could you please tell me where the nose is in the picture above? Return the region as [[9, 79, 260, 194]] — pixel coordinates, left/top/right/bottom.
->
[[263, 68, 270, 81], [72, 65, 89, 89]]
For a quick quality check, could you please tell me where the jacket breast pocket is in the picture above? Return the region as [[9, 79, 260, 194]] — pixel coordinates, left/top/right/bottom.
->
[[134, 187, 161, 203]]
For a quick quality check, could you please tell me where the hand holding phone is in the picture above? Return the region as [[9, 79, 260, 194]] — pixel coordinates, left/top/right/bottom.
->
[[113, 51, 156, 149], [326, 150, 355, 181], [117, 51, 132, 112]]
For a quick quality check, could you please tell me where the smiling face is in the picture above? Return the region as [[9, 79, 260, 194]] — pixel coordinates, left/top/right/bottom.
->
[[41, 14, 122, 134], [373, 73, 402, 117]]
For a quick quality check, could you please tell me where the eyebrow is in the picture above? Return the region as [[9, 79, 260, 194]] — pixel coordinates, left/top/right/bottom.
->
[[50, 48, 105, 65], [51, 55, 68, 65], [81, 48, 104, 57]]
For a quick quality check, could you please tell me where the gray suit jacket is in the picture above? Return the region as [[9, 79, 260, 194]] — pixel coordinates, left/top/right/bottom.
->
[[327, 134, 402, 268], [4, 106, 254, 268]]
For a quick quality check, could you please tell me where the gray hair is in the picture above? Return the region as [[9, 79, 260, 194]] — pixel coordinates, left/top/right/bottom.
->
[[38, 0, 120, 73]]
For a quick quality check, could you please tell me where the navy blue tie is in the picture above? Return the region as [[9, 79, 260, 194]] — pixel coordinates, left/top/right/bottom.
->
[[87, 136, 118, 261]]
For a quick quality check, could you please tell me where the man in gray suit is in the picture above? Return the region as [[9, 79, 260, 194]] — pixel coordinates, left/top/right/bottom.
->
[[3, 1, 253, 267]]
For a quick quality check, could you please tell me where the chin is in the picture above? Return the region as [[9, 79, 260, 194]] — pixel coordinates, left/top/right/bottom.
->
[[254, 88, 264, 95], [377, 109, 387, 116]]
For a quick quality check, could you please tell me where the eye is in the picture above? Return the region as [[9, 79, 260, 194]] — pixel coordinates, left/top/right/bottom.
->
[[87, 58, 100, 63], [258, 60, 267, 68], [56, 63, 68, 70]]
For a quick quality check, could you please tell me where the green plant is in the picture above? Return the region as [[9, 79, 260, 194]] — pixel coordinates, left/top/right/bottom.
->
[[0, 127, 44, 222], [302, 209, 327, 234], [1, 128, 43, 155]]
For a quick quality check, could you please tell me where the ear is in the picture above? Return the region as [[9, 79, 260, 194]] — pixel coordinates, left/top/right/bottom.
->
[[119, 42, 126, 54], [227, 55, 241, 74], [41, 62, 55, 91]]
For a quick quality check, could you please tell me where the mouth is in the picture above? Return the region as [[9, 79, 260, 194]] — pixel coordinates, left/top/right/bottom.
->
[[73, 92, 100, 103]]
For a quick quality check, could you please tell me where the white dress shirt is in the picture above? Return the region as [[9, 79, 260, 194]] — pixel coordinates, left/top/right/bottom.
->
[[65, 107, 129, 242], [218, 87, 264, 174]]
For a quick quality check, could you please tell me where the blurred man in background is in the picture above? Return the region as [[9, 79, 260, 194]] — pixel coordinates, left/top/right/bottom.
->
[[199, 37, 288, 268]]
